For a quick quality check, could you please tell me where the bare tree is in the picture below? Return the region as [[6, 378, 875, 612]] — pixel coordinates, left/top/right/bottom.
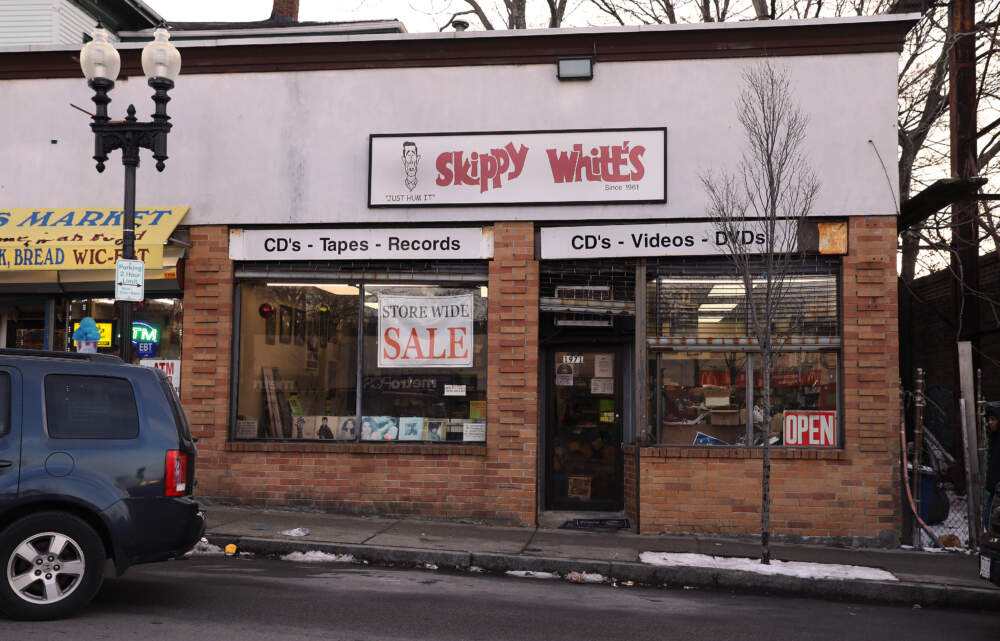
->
[[437, 0, 570, 30], [701, 62, 819, 564]]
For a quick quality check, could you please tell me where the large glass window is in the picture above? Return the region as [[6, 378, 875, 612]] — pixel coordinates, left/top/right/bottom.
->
[[235, 281, 487, 443], [67, 296, 184, 362], [647, 261, 841, 448]]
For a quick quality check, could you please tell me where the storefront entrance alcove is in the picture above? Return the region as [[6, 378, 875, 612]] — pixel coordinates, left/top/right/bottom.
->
[[538, 259, 637, 513], [544, 344, 625, 511]]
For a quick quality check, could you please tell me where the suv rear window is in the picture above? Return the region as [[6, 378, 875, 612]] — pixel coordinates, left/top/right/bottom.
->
[[45, 374, 139, 439]]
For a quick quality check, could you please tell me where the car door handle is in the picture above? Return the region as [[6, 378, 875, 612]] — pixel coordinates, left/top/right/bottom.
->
[[0, 460, 12, 468]]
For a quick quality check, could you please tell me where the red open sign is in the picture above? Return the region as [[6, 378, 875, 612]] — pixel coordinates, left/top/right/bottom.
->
[[782, 410, 837, 447]]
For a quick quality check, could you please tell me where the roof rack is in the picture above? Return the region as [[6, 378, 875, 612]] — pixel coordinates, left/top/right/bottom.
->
[[0, 349, 123, 364]]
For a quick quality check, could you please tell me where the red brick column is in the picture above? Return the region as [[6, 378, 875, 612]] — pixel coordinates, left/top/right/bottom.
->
[[840, 215, 901, 538], [486, 222, 539, 526], [181, 225, 234, 497]]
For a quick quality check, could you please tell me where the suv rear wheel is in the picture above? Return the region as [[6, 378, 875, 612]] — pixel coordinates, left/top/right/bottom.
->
[[0, 512, 105, 620]]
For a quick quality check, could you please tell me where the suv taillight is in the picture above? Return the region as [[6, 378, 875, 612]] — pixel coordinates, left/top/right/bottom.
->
[[165, 450, 187, 496]]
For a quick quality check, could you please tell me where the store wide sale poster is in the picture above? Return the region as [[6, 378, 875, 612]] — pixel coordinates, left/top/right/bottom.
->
[[377, 294, 474, 368]]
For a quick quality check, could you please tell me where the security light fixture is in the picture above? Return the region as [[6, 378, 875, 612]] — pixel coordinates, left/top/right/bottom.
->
[[557, 57, 593, 81]]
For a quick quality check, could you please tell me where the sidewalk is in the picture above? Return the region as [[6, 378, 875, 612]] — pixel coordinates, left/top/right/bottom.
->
[[201, 502, 1000, 611]]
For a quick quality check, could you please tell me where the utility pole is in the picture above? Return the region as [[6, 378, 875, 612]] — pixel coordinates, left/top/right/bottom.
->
[[950, 0, 979, 352]]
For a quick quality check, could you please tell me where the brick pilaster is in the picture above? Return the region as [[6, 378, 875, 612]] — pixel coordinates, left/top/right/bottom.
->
[[181, 225, 234, 497], [486, 222, 539, 526]]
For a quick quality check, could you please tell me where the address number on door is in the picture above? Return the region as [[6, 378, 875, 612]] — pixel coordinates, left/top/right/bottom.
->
[[563, 355, 584, 364]]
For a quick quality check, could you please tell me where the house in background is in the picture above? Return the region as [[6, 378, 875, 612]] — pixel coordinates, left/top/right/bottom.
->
[[0, 0, 160, 45]]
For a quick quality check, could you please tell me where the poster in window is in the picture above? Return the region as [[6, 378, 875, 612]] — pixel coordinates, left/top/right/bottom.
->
[[555, 362, 574, 387], [361, 416, 399, 441], [313, 416, 335, 439], [377, 294, 474, 368], [337, 416, 358, 440], [264, 312, 276, 345], [398, 417, 425, 441], [294, 308, 306, 346], [590, 378, 613, 395], [279, 305, 292, 344], [567, 476, 592, 500], [594, 353, 614, 378], [424, 420, 445, 441]]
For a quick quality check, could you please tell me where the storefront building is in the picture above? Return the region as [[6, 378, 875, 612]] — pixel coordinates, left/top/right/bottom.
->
[[0, 15, 914, 542], [0, 207, 187, 386]]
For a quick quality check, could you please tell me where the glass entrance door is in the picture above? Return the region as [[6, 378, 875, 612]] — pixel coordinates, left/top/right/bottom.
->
[[546, 347, 623, 511]]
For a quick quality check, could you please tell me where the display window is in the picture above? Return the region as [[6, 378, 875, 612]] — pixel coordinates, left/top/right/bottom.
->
[[234, 280, 488, 443], [647, 260, 841, 448], [68, 297, 183, 362]]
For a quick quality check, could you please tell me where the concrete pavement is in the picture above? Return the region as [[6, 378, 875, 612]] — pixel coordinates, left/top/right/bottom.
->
[[199, 502, 1000, 611]]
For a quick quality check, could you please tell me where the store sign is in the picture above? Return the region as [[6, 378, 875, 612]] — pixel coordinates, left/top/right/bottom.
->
[[377, 294, 474, 368], [540, 221, 797, 259], [369, 129, 666, 207], [132, 321, 159, 358], [72, 321, 112, 348], [140, 359, 180, 391], [0, 207, 188, 271], [782, 411, 837, 447], [229, 227, 493, 261]]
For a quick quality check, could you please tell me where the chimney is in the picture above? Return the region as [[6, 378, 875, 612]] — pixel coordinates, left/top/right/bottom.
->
[[270, 0, 299, 23]]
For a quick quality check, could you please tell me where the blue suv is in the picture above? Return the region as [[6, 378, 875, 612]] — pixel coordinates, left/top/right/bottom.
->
[[0, 350, 204, 620]]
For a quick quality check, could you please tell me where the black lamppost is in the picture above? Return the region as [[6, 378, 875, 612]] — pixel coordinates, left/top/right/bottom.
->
[[80, 24, 181, 362]]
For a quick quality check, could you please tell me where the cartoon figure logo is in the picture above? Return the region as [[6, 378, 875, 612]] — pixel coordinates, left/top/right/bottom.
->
[[402, 141, 420, 192]]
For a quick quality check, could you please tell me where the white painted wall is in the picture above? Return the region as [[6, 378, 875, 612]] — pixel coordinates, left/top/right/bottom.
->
[[0, 50, 900, 225]]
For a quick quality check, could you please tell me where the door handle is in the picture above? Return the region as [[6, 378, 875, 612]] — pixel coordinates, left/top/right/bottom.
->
[[0, 460, 12, 468]]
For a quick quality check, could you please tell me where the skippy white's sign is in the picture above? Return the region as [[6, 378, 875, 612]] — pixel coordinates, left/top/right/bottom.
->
[[229, 227, 494, 261], [540, 221, 798, 259], [377, 294, 474, 368], [369, 129, 666, 207]]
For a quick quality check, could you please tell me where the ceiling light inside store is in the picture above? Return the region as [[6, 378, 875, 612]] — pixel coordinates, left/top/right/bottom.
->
[[707, 283, 745, 297], [698, 303, 737, 312], [698, 316, 724, 323], [266, 283, 359, 296]]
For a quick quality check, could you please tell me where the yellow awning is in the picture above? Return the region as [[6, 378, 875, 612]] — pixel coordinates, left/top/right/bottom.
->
[[0, 207, 188, 271]]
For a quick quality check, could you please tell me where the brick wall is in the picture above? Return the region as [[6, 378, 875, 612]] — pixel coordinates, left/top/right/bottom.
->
[[185, 223, 539, 526], [636, 216, 901, 543], [486, 222, 540, 525], [181, 225, 234, 498]]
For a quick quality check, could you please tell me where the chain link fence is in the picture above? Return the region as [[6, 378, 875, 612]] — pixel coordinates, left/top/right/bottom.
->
[[905, 373, 994, 550]]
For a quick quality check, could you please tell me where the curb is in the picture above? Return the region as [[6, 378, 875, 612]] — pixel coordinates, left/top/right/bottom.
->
[[205, 533, 1000, 611]]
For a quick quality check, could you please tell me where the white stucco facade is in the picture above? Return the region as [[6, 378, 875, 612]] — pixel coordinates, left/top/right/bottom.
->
[[0, 22, 902, 225]]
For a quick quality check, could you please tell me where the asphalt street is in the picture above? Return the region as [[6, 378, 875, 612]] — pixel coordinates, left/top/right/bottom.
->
[[4, 557, 997, 640]]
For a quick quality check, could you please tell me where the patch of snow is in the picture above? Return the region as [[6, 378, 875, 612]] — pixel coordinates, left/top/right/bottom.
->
[[281, 551, 357, 563], [506, 570, 560, 580], [639, 552, 897, 582], [423, 563, 439, 570], [566, 571, 606, 584], [281, 527, 311, 537], [191, 540, 224, 556], [469, 566, 486, 573]]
